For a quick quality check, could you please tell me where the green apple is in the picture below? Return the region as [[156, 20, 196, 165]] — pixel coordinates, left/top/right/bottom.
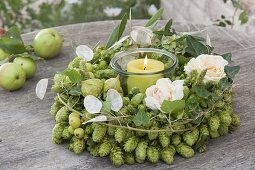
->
[[0, 63, 26, 91], [13, 56, 37, 79], [33, 28, 63, 59], [0, 48, 10, 61]]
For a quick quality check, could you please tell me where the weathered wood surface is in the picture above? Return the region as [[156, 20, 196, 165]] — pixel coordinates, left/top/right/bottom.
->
[[0, 20, 255, 170]]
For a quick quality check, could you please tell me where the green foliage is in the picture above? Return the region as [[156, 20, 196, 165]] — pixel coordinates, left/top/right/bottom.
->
[[161, 100, 185, 114], [225, 66, 240, 79], [145, 8, 164, 27], [132, 110, 150, 127]]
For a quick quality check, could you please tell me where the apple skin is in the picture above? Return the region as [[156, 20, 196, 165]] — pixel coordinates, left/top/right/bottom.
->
[[13, 56, 37, 79], [0, 63, 26, 91], [33, 28, 63, 59], [0, 48, 10, 61]]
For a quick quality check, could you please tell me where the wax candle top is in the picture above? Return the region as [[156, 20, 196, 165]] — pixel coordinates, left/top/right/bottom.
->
[[127, 57, 164, 73]]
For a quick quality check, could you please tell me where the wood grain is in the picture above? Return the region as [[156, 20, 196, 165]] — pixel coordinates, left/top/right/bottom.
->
[[0, 20, 255, 170]]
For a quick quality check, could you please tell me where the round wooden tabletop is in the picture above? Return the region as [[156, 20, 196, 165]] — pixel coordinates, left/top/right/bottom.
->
[[1, 20, 255, 169]]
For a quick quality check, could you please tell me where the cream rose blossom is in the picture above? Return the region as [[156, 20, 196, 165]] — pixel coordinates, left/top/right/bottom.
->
[[145, 78, 184, 110], [184, 54, 228, 82]]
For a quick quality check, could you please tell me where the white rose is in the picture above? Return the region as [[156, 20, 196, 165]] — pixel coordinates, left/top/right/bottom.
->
[[130, 26, 153, 46], [145, 78, 184, 110], [103, 7, 122, 17], [184, 54, 228, 82]]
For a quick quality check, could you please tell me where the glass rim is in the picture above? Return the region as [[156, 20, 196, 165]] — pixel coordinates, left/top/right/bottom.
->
[[110, 48, 178, 76]]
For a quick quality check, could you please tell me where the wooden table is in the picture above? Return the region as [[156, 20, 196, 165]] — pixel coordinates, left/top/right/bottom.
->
[[1, 20, 255, 170]]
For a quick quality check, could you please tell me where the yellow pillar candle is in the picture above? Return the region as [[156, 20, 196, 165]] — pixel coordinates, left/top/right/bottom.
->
[[127, 56, 164, 93]]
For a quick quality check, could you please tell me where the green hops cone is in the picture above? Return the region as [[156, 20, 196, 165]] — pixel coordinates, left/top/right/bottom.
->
[[171, 134, 181, 146], [81, 79, 103, 97], [55, 106, 69, 125], [209, 129, 220, 139], [110, 147, 125, 167], [52, 123, 64, 144], [147, 146, 160, 163], [199, 124, 209, 137], [231, 113, 241, 127], [198, 144, 207, 153], [84, 124, 93, 135], [68, 57, 82, 69], [62, 126, 72, 140], [131, 93, 144, 107], [135, 141, 148, 163], [124, 136, 138, 153], [92, 124, 107, 142], [219, 111, 232, 126], [209, 115, 220, 131], [115, 128, 126, 143], [99, 139, 111, 157], [50, 102, 60, 119], [218, 124, 229, 136], [161, 146, 175, 165], [73, 138, 85, 154], [159, 132, 170, 148], [107, 126, 116, 136], [124, 153, 136, 164], [122, 97, 130, 106], [183, 128, 199, 146], [89, 145, 100, 157], [104, 76, 122, 93], [176, 143, 195, 158], [148, 127, 159, 140]]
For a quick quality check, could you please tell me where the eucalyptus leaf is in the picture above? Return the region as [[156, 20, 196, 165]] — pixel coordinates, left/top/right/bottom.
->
[[160, 100, 185, 113], [145, 8, 164, 27], [36, 78, 48, 100]]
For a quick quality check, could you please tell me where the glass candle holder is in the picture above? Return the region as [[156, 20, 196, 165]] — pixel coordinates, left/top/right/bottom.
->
[[110, 48, 178, 94]]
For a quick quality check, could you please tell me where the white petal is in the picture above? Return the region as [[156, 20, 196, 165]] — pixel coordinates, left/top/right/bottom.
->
[[103, 7, 122, 17], [148, 4, 158, 16], [206, 33, 211, 47], [156, 78, 172, 87], [172, 80, 184, 100], [108, 35, 130, 50], [145, 96, 161, 110], [36, 78, 48, 100], [130, 26, 153, 46], [106, 89, 123, 112], [76, 45, 94, 61], [82, 115, 107, 124], [84, 95, 102, 114]]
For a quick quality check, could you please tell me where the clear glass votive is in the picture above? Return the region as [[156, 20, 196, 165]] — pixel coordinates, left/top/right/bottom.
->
[[110, 48, 178, 94]]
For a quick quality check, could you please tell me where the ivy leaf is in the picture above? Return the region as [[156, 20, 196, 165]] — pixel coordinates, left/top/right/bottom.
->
[[222, 53, 232, 63], [191, 85, 219, 100], [69, 85, 82, 96], [219, 77, 231, 90], [62, 68, 81, 83], [239, 10, 248, 25], [161, 100, 185, 113], [132, 110, 149, 127], [185, 35, 213, 57], [145, 8, 164, 27], [225, 66, 240, 79]]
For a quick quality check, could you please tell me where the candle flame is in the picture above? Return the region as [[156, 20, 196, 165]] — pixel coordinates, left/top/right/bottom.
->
[[144, 55, 148, 70]]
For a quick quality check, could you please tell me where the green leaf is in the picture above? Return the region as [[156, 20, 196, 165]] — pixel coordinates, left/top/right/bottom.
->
[[0, 37, 26, 54], [132, 110, 150, 127], [219, 77, 231, 90], [145, 8, 164, 27], [106, 12, 128, 49], [239, 10, 248, 24], [161, 100, 185, 113], [69, 85, 82, 96], [225, 66, 240, 79], [231, 0, 243, 9], [101, 101, 112, 114], [153, 30, 174, 36], [191, 85, 219, 100], [62, 68, 81, 83], [185, 35, 213, 57], [222, 53, 232, 63], [164, 19, 173, 31], [118, 13, 128, 39], [5, 26, 22, 40]]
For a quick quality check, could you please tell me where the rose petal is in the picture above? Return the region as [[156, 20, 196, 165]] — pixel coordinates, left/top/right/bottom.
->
[[130, 26, 153, 46], [36, 78, 48, 100], [84, 95, 102, 114], [82, 115, 107, 124], [172, 80, 184, 100], [76, 45, 94, 61], [106, 89, 123, 112]]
